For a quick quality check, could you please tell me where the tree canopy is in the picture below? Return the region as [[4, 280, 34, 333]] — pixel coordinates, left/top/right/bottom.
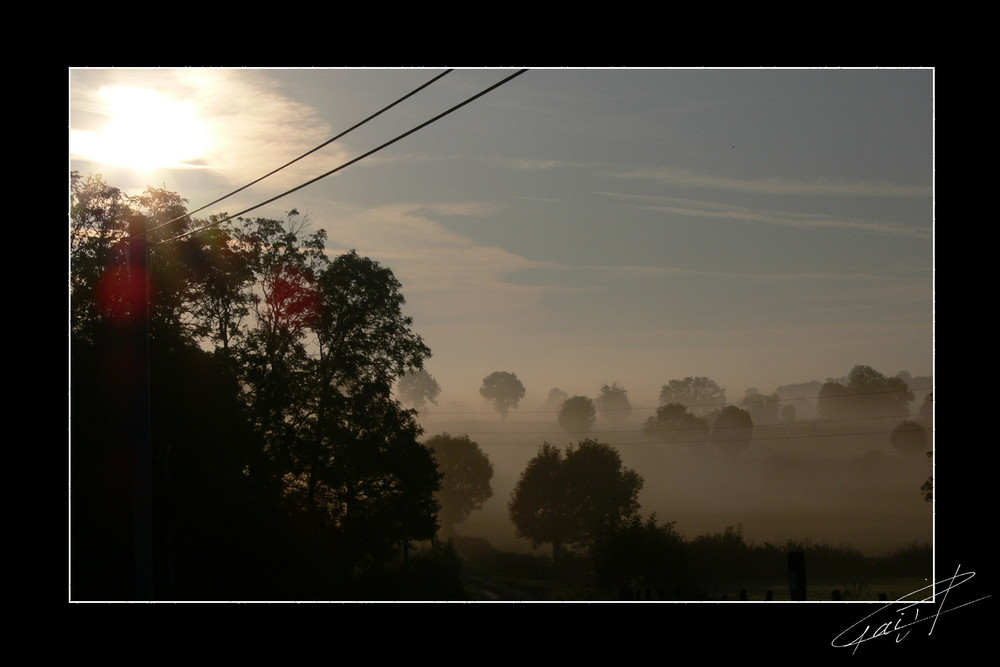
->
[[479, 371, 526, 419], [558, 395, 596, 434], [508, 440, 642, 570], [711, 405, 754, 454], [70, 173, 444, 598], [659, 376, 727, 416], [595, 382, 631, 423], [425, 433, 494, 539], [397, 368, 441, 412], [643, 403, 709, 445]]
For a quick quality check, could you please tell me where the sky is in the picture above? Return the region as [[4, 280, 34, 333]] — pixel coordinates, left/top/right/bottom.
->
[[68, 67, 935, 413]]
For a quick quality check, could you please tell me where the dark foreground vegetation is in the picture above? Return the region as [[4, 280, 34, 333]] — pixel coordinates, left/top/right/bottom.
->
[[454, 530, 931, 602]]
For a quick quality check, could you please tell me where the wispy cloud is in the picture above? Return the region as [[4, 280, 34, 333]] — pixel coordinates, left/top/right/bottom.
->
[[599, 192, 931, 239], [493, 157, 565, 171], [608, 166, 931, 199], [317, 202, 555, 323]]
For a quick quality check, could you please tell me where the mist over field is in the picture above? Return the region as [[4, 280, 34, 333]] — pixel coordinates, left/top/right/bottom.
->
[[416, 375, 932, 558]]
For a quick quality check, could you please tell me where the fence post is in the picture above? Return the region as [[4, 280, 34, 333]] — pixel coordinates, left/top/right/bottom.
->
[[788, 551, 807, 601]]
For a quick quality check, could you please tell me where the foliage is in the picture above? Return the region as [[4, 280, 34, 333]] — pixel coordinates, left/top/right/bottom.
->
[[397, 368, 441, 411], [70, 173, 444, 597], [658, 376, 727, 416], [591, 514, 691, 595], [711, 405, 754, 454], [818, 365, 915, 420], [508, 440, 643, 570], [558, 395, 596, 433], [479, 370, 526, 419], [595, 382, 631, 422], [425, 433, 494, 538], [643, 403, 709, 445]]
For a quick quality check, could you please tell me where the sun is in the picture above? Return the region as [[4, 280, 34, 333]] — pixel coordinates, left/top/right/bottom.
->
[[72, 86, 210, 172]]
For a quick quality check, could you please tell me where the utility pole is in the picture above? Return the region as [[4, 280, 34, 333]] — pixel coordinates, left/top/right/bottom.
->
[[128, 214, 153, 600]]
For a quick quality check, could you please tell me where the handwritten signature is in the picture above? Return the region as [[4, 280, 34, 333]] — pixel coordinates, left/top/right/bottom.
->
[[831, 565, 991, 654]]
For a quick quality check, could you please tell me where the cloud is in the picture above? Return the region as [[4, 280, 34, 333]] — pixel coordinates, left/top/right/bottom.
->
[[599, 192, 931, 239], [493, 157, 565, 171], [316, 202, 554, 323], [608, 166, 931, 199]]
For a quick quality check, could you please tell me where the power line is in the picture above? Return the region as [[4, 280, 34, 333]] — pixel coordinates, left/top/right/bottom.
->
[[420, 412, 931, 437], [156, 68, 528, 246], [422, 424, 931, 447], [147, 69, 454, 236]]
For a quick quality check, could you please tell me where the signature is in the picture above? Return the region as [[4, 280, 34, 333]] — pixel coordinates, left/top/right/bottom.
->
[[831, 565, 991, 654]]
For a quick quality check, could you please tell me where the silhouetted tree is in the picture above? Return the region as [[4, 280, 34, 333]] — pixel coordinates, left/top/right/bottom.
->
[[425, 433, 494, 539], [298, 249, 437, 562], [643, 403, 709, 445], [711, 405, 754, 454], [659, 376, 727, 416], [591, 514, 691, 598], [71, 174, 447, 597], [595, 382, 632, 423], [508, 440, 642, 571], [559, 395, 596, 434], [237, 214, 327, 479], [479, 371, 525, 419], [187, 217, 255, 354], [397, 368, 441, 412], [70, 172, 134, 345]]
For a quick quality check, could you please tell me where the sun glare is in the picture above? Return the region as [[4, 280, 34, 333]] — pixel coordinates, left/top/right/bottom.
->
[[73, 87, 210, 171]]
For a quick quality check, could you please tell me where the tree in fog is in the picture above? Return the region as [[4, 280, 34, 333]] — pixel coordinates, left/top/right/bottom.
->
[[425, 433, 494, 539], [659, 376, 727, 416], [890, 420, 929, 456], [643, 403, 709, 445], [741, 389, 780, 425], [479, 370, 525, 419], [559, 395, 596, 434], [542, 387, 569, 411], [711, 405, 754, 454], [818, 365, 914, 420], [919, 392, 933, 419], [595, 382, 631, 423], [781, 403, 797, 423], [508, 440, 642, 570], [397, 368, 441, 412]]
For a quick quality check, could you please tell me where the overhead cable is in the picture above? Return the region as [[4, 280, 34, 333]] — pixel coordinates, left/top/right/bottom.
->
[[148, 69, 454, 236], [157, 68, 528, 246]]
